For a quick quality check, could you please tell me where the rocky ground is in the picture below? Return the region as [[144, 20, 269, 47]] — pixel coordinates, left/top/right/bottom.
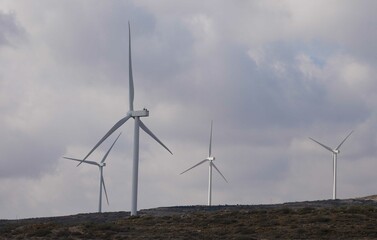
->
[[1, 197, 377, 239]]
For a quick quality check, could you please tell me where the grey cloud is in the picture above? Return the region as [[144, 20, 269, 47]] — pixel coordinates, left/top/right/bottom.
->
[[36, 1, 155, 87], [0, 11, 25, 47], [0, 128, 64, 179]]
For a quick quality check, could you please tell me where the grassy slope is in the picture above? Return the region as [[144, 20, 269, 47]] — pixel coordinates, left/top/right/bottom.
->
[[1, 198, 377, 239]]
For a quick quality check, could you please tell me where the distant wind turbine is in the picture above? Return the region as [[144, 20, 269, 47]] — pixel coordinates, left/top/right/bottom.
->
[[78, 22, 172, 216], [309, 130, 353, 200], [180, 121, 228, 206], [64, 132, 121, 213]]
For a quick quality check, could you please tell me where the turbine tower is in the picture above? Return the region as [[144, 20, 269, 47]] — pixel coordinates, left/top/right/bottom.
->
[[309, 130, 353, 200], [78, 22, 172, 216], [65, 132, 121, 213], [180, 121, 228, 206]]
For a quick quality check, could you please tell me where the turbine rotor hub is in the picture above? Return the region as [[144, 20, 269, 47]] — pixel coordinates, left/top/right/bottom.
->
[[334, 149, 340, 154], [129, 108, 149, 117], [100, 163, 106, 167], [208, 157, 215, 161]]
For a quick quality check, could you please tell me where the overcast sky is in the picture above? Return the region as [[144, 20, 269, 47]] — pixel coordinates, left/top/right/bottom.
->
[[1, 0, 377, 219]]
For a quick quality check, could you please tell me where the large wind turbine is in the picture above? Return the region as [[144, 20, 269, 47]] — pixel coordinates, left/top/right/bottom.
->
[[64, 132, 121, 213], [78, 22, 172, 216], [180, 121, 228, 206], [309, 130, 353, 200]]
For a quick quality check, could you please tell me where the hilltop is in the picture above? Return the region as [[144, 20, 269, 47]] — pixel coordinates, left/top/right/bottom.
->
[[1, 197, 377, 239]]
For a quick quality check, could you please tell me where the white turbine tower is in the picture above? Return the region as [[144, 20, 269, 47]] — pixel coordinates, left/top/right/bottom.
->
[[64, 132, 121, 213], [309, 130, 353, 200], [180, 121, 228, 206], [78, 22, 172, 216]]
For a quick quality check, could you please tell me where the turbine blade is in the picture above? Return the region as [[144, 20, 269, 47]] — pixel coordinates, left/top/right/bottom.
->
[[209, 120, 213, 157], [64, 157, 99, 166], [78, 114, 131, 166], [212, 162, 228, 183], [101, 132, 122, 163], [180, 159, 209, 175], [102, 175, 109, 205], [128, 21, 134, 111], [139, 120, 173, 155], [309, 137, 334, 153], [336, 130, 354, 150]]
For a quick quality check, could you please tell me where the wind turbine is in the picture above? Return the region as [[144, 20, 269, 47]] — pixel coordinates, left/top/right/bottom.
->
[[64, 132, 121, 213], [309, 130, 353, 200], [180, 121, 228, 206], [78, 22, 172, 216]]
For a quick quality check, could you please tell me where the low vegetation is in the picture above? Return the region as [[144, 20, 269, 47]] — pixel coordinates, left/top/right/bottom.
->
[[1, 199, 377, 239]]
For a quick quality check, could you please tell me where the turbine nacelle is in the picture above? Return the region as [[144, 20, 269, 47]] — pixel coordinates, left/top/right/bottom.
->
[[129, 108, 149, 117], [207, 157, 215, 161], [99, 162, 106, 167], [333, 149, 340, 154]]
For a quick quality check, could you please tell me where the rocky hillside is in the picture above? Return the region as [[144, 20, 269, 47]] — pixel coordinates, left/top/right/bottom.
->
[[1, 198, 377, 239]]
